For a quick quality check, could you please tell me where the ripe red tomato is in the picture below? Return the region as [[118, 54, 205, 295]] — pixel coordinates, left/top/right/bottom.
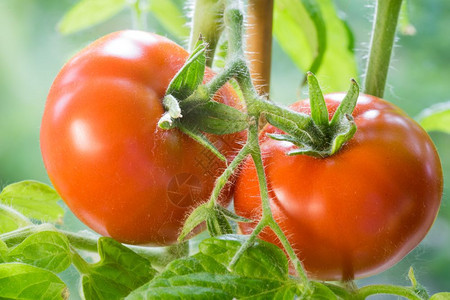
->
[[41, 31, 244, 245], [234, 93, 442, 280]]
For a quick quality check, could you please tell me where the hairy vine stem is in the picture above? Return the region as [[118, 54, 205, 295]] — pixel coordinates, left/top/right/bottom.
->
[[364, 0, 403, 97]]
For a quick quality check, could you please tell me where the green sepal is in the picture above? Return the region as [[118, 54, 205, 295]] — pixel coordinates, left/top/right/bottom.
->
[[206, 210, 233, 237], [265, 113, 314, 146], [408, 267, 429, 299], [216, 205, 252, 223], [178, 203, 235, 242], [273, 77, 360, 158], [330, 114, 357, 155], [166, 38, 206, 100], [182, 100, 248, 135], [178, 204, 211, 242], [287, 147, 328, 158], [307, 72, 329, 128], [177, 124, 227, 163], [266, 133, 307, 148], [330, 78, 359, 127]]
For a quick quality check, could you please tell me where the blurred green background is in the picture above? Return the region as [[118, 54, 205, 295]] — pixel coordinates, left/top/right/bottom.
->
[[0, 0, 449, 298]]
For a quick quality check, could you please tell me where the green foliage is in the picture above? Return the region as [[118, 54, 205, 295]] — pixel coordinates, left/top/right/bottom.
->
[[58, 0, 126, 35], [0, 181, 64, 223], [6, 231, 72, 273], [0, 240, 7, 263], [0, 204, 31, 234], [127, 235, 309, 299], [417, 101, 450, 134], [148, 0, 189, 38], [274, 0, 326, 81], [274, 0, 357, 92], [430, 293, 450, 300], [0, 263, 67, 300], [79, 237, 157, 300]]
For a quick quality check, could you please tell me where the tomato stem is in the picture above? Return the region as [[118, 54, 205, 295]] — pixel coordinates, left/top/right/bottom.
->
[[188, 0, 225, 67], [364, 0, 403, 98], [355, 284, 424, 300], [207, 143, 252, 208]]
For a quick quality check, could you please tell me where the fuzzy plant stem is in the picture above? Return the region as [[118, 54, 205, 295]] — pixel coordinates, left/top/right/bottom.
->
[[364, 0, 403, 98]]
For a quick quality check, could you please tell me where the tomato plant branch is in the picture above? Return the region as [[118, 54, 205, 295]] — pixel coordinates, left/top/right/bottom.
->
[[355, 284, 424, 300], [207, 143, 251, 208], [364, 0, 403, 98], [249, 121, 308, 286], [0, 224, 187, 270]]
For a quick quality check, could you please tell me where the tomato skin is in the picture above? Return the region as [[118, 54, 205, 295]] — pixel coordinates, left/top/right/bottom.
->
[[41, 31, 244, 245], [234, 93, 442, 280]]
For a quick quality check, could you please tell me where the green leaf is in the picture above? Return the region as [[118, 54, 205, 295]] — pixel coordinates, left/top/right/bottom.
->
[[310, 282, 338, 300], [7, 231, 72, 274], [417, 101, 450, 134], [275, 0, 357, 92], [0, 263, 67, 300], [200, 235, 288, 280], [307, 72, 329, 127], [0, 181, 64, 223], [206, 210, 233, 237], [58, 0, 126, 35], [0, 204, 32, 234], [166, 40, 206, 100], [0, 240, 7, 263], [315, 0, 358, 91], [399, 0, 416, 36], [127, 235, 303, 299], [148, 0, 189, 39], [80, 237, 157, 300], [430, 293, 450, 300], [183, 100, 248, 135], [274, 0, 326, 75]]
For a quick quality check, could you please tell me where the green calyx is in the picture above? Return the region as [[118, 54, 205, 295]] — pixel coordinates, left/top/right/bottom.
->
[[267, 72, 360, 158]]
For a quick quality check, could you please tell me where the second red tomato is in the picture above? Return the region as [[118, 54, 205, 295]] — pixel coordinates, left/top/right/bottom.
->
[[234, 93, 442, 280]]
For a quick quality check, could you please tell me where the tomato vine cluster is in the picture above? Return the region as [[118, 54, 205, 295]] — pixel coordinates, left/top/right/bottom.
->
[[34, 1, 445, 299]]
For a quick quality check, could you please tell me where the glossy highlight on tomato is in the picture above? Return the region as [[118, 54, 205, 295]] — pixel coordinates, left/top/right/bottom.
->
[[41, 30, 244, 245], [234, 93, 442, 280]]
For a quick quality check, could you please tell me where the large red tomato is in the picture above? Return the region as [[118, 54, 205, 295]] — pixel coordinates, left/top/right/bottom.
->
[[41, 31, 244, 245], [234, 93, 442, 280]]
